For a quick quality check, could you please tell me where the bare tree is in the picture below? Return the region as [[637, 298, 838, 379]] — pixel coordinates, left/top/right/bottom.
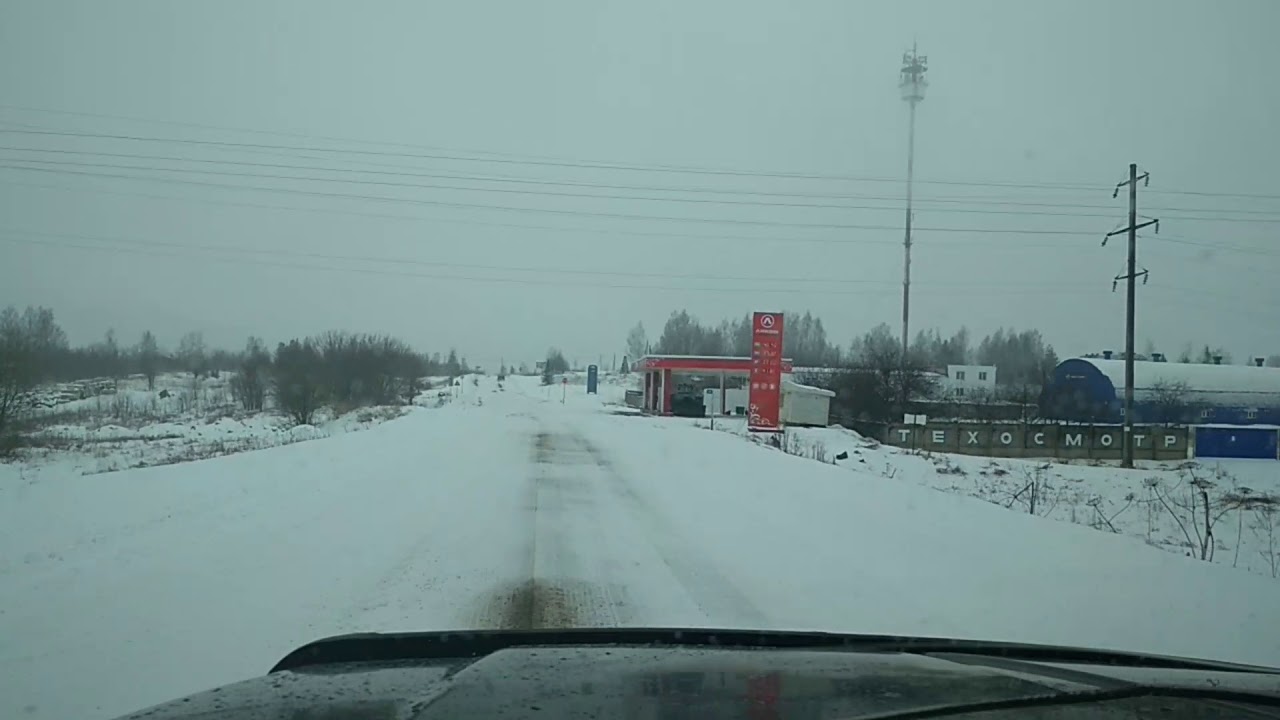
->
[[136, 330, 161, 390], [542, 348, 569, 385], [176, 331, 207, 379], [626, 322, 648, 362], [231, 337, 270, 412], [0, 310, 37, 447], [0, 306, 67, 449], [1149, 379, 1193, 425], [816, 323, 936, 434], [399, 351, 429, 404], [101, 329, 122, 389], [975, 327, 1058, 388], [272, 339, 324, 425]]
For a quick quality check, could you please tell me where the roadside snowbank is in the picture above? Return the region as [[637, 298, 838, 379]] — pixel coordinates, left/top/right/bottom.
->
[[693, 415, 1280, 581]]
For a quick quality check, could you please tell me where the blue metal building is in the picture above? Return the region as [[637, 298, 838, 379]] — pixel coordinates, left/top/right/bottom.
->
[[1040, 357, 1280, 425]]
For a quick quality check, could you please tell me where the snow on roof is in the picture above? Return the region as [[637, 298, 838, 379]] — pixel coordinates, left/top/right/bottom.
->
[[790, 366, 841, 375], [782, 378, 836, 397], [1078, 358, 1280, 396]]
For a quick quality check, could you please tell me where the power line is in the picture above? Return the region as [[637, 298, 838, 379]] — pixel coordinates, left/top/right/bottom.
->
[[0, 102, 544, 161], [0, 146, 1120, 217], [0, 154, 1108, 216], [0, 145, 1151, 208], [2, 123, 1279, 201], [1, 233, 1102, 297], [8, 148, 1280, 224], [0, 176, 882, 247], [0, 126, 1128, 193], [1145, 233, 1280, 257], [11, 133, 1274, 216], [0, 162, 1107, 235], [0, 177, 1084, 252], [6, 174, 1272, 259], [0, 227, 1104, 289], [0, 228, 867, 285]]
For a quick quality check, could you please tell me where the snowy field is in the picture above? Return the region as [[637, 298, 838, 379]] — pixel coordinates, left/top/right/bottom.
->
[[9, 372, 447, 475], [2, 373, 1280, 719]]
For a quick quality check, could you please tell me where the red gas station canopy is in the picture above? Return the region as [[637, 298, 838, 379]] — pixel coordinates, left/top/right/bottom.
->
[[631, 355, 794, 374]]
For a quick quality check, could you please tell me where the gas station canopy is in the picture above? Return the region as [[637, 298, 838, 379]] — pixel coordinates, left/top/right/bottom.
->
[[631, 355, 794, 415]]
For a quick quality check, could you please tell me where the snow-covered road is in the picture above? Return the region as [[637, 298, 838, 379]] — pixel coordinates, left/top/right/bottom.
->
[[3, 375, 1280, 720]]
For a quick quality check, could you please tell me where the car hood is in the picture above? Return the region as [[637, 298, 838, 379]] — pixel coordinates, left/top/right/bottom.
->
[[116, 629, 1280, 720]]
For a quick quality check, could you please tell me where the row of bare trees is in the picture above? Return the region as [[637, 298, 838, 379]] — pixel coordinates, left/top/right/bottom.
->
[[633, 311, 1059, 380], [261, 331, 435, 424], [1, 306, 66, 448], [0, 305, 468, 448]]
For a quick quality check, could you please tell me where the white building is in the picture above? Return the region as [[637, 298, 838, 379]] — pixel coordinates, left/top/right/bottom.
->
[[940, 364, 997, 399], [702, 375, 834, 427], [779, 378, 835, 426]]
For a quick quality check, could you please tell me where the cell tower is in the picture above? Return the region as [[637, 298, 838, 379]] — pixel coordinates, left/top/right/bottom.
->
[[898, 43, 928, 372]]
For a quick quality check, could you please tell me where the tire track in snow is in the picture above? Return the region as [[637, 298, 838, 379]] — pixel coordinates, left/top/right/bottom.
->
[[576, 435, 770, 628], [470, 430, 631, 629], [472, 424, 768, 631]]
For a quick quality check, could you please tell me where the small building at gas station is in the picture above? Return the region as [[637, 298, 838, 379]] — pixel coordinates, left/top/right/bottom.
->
[[630, 354, 834, 427]]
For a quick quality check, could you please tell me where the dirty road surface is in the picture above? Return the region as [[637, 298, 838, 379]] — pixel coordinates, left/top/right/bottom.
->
[[468, 422, 767, 631]]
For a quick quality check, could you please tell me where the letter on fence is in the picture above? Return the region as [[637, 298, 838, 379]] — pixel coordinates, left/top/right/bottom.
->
[[1165, 434, 1178, 448], [1063, 433, 1083, 448], [998, 431, 1013, 445], [1134, 434, 1146, 448], [932, 430, 945, 444], [1032, 432, 1045, 446], [898, 429, 912, 443], [1099, 434, 1113, 447], [966, 431, 979, 445]]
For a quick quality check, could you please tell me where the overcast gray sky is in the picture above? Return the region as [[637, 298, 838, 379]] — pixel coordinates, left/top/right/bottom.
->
[[1, 0, 1277, 368]]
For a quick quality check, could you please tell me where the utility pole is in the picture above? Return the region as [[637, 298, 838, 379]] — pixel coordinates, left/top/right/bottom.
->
[[898, 43, 928, 404], [1104, 163, 1158, 468]]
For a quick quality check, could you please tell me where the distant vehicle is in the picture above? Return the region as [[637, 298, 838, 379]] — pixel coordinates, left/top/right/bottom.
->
[[111, 628, 1280, 719]]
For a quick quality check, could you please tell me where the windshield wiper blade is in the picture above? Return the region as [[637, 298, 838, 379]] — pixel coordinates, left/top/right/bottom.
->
[[269, 627, 1280, 675]]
